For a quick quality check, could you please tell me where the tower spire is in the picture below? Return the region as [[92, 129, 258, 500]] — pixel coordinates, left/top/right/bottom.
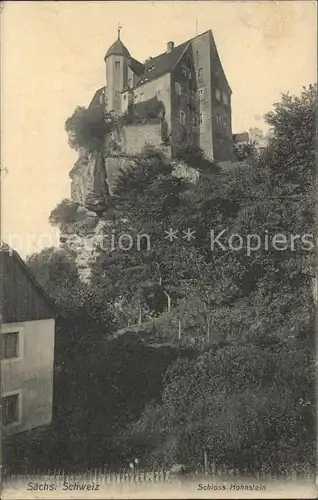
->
[[117, 22, 122, 39]]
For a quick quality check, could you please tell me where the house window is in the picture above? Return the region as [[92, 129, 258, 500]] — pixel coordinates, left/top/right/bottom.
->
[[197, 68, 203, 79], [115, 61, 120, 69], [197, 88, 204, 101], [180, 110, 186, 125], [175, 82, 182, 95], [1, 332, 19, 359], [199, 112, 203, 125], [216, 89, 221, 101], [2, 393, 20, 426], [223, 93, 228, 105]]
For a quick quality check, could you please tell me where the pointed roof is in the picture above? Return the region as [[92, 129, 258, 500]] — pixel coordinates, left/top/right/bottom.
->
[[105, 37, 130, 60], [0, 244, 58, 322]]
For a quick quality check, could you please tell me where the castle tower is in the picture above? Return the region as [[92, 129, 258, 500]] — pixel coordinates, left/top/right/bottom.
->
[[104, 27, 130, 115]]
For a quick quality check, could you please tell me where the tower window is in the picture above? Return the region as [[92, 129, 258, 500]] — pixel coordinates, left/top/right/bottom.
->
[[223, 92, 228, 105], [115, 61, 120, 69], [216, 89, 221, 101], [216, 113, 221, 125], [115, 91, 121, 99], [180, 110, 186, 125], [197, 68, 203, 79], [199, 112, 203, 125]]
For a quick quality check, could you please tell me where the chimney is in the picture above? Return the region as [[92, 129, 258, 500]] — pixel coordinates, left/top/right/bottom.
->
[[167, 41, 174, 53]]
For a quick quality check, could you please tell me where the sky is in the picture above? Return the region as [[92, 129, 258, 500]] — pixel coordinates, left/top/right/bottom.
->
[[1, 0, 317, 257]]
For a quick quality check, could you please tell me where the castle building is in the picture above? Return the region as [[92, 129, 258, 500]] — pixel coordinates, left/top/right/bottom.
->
[[91, 28, 234, 162]]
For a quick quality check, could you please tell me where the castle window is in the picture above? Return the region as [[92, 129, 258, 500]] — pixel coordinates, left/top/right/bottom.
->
[[216, 89, 221, 101], [182, 66, 189, 78], [223, 93, 228, 105], [197, 88, 204, 101], [180, 110, 186, 125], [175, 82, 182, 95], [115, 61, 120, 69], [199, 112, 203, 125]]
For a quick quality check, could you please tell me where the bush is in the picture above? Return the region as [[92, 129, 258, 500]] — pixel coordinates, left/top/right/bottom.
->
[[65, 106, 114, 152]]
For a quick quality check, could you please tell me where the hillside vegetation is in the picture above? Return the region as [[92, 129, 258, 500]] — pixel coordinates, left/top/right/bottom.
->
[[8, 84, 315, 474]]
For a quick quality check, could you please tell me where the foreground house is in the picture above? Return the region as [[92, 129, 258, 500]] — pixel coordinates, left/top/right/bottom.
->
[[1, 246, 56, 436]]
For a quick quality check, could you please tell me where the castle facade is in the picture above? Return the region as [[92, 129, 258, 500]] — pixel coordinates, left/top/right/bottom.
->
[[91, 29, 234, 162]]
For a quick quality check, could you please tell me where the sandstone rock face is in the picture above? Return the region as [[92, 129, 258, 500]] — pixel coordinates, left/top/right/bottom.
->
[[70, 150, 110, 212]]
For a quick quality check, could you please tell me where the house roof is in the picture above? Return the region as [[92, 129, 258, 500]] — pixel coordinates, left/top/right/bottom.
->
[[0, 245, 58, 323], [129, 57, 145, 76], [134, 41, 189, 88], [88, 86, 106, 109], [105, 37, 130, 59]]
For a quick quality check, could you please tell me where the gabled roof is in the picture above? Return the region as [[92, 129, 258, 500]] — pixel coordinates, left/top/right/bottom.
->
[[129, 57, 145, 77], [134, 41, 189, 88], [88, 86, 106, 109], [105, 37, 130, 59], [0, 245, 58, 323]]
